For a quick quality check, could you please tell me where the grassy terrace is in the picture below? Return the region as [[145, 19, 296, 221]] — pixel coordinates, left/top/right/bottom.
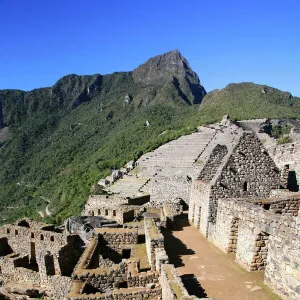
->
[[164, 265, 184, 299], [145, 218, 160, 240], [132, 243, 150, 271]]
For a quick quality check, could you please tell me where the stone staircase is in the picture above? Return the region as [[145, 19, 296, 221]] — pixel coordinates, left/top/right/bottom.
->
[[105, 177, 150, 197]]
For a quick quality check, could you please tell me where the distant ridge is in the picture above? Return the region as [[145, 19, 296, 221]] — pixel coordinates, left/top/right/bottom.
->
[[200, 82, 300, 120]]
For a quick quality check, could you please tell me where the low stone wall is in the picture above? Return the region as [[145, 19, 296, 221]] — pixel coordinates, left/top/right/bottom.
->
[[96, 228, 138, 252], [144, 218, 164, 270], [160, 264, 211, 300], [163, 200, 183, 219], [155, 248, 169, 272], [254, 194, 300, 216], [68, 283, 162, 300], [44, 275, 72, 300], [160, 264, 189, 299], [127, 260, 159, 287], [163, 200, 184, 229]]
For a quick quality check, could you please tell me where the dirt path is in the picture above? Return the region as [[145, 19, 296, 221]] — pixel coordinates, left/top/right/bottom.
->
[[163, 214, 281, 300]]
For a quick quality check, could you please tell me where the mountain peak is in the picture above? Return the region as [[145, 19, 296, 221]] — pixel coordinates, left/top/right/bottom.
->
[[132, 50, 200, 86]]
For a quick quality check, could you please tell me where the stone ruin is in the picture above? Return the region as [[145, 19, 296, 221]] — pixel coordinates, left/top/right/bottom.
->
[[0, 219, 84, 299], [67, 214, 211, 300], [189, 131, 282, 234], [0, 117, 299, 299], [188, 129, 299, 300], [83, 194, 150, 225]]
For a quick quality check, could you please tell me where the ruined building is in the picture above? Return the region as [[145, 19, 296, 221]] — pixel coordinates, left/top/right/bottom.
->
[[83, 194, 150, 224], [188, 129, 299, 300], [0, 219, 84, 299], [188, 131, 281, 236]]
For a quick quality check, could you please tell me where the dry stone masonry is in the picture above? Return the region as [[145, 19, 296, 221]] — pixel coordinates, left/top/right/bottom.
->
[[0, 219, 83, 299], [188, 121, 300, 300]]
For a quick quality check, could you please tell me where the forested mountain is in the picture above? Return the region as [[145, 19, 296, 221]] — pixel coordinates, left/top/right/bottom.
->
[[0, 50, 299, 224]]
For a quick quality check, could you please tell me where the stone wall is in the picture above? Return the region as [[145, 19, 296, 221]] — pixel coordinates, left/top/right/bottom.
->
[[209, 132, 281, 224], [0, 220, 83, 277], [148, 176, 191, 204], [160, 264, 211, 300], [96, 228, 138, 253], [188, 181, 211, 237], [68, 281, 162, 300], [0, 261, 72, 300], [163, 199, 183, 219], [73, 238, 128, 291], [211, 198, 299, 300], [189, 132, 281, 237], [155, 248, 169, 272], [69, 228, 163, 299], [163, 199, 184, 228], [144, 218, 164, 270], [84, 194, 149, 224], [89, 206, 135, 224], [271, 141, 300, 192], [254, 195, 300, 216], [198, 144, 228, 181], [127, 260, 159, 287], [160, 264, 190, 299]]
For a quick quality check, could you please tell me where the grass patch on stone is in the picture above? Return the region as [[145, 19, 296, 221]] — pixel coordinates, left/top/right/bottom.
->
[[164, 265, 184, 299], [132, 243, 150, 271]]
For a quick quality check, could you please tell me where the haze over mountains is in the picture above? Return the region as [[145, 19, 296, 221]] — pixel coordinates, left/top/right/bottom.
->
[[0, 50, 299, 224]]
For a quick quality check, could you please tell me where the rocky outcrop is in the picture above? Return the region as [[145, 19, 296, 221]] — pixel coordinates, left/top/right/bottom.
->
[[51, 73, 103, 109], [64, 216, 119, 243], [132, 50, 206, 105]]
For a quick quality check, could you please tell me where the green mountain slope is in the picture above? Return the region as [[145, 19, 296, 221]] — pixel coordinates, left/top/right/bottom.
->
[[0, 50, 208, 224], [0, 52, 299, 225], [200, 82, 300, 120]]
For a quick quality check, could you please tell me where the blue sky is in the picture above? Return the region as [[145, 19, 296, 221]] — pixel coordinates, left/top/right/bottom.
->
[[0, 0, 299, 95]]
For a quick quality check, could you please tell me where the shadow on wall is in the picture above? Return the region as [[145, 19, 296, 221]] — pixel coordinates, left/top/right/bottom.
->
[[287, 171, 299, 192], [58, 236, 85, 276], [181, 274, 208, 298]]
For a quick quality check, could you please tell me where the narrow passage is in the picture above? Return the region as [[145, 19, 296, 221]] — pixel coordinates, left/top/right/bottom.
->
[[163, 213, 281, 300]]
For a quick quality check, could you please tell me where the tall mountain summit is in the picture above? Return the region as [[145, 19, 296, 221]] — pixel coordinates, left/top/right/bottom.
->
[[132, 49, 206, 104]]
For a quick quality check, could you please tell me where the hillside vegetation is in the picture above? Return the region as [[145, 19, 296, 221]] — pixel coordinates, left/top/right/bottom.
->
[[0, 51, 299, 225], [200, 82, 300, 120]]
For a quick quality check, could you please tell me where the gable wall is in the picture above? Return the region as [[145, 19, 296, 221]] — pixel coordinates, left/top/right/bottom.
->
[[209, 132, 281, 224]]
